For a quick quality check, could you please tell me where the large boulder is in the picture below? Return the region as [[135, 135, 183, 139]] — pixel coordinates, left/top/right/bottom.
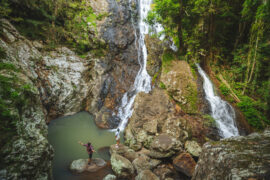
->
[[103, 174, 117, 180], [161, 116, 189, 141], [153, 164, 174, 180], [135, 170, 160, 180], [132, 154, 161, 174], [184, 140, 202, 157], [149, 134, 183, 158], [70, 158, 107, 173], [192, 130, 270, 180], [124, 88, 177, 150], [160, 60, 198, 113], [110, 144, 138, 162], [111, 153, 134, 178], [173, 153, 196, 177]]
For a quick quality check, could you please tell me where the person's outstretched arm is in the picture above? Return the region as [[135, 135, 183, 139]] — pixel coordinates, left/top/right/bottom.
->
[[78, 141, 84, 146]]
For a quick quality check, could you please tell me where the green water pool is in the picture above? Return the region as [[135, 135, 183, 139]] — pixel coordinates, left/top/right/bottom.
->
[[48, 111, 120, 180]]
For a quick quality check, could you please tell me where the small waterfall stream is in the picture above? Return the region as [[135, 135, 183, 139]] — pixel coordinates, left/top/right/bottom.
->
[[196, 64, 239, 138], [116, 0, 152, 131]]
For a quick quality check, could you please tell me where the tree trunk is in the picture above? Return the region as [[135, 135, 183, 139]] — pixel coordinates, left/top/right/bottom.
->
[[247, 35, 259, 83], [51, 0, 58, 43], [178, 0, 184, 54]]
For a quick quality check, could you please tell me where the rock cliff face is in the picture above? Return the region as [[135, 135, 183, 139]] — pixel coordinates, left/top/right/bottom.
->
[[161, 60, 198, 114], [0, 69, 54, 180], [0, 0, 143, 178], [92, 0, 140, 128], [192, 129, 270, 180], [0, 18, 93, 179]]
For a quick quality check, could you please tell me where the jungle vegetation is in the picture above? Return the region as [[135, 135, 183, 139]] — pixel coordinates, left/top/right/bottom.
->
[[147, 0, 270, 129]]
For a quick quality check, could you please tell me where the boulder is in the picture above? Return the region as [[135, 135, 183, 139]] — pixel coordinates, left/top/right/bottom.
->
[[173, 153, 196, 177], [124, 88, 175, 150], [192, 130, 270, 180], [161, 116, 188, 141], [160, 60, 198, 113], [149, 134, 183, 158], [132, 155, 151, 174], [132, 154, 161, 174], [184, 140, 202, 157], [103, 174, 117, 180], [70, 158, 107, 173], [153, 164, 174, 180], [135, 170, 160, 180], [110, 144, 138, 162], [111, 153, 134, 178]]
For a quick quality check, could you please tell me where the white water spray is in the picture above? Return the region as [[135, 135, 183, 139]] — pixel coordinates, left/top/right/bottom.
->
[[115, 0, 152, 132], [196, 64, 239, 138]]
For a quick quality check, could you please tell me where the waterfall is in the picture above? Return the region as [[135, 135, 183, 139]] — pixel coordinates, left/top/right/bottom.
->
[[196, 64, 239, 138], [115, 0, 152, 132]]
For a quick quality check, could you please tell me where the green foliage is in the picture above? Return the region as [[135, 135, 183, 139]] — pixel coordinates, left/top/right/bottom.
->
[[162, 50, 175, 73], [236, 96, 267, 129], [146, 0, 181, 48], [219, 83, 230, 96], [4, 0, 107, 54], [151, 70, 160, 85], [203, 114, 216, 127], [190, 63, 198, 79], [148, 0, 270, 130], [0, 0, 11, 18], [159, 81, 166, 89]]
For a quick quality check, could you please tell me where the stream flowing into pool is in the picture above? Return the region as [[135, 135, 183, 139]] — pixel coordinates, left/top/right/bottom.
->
[[196, 64, 239, 138], [48, 112, 122, 180]]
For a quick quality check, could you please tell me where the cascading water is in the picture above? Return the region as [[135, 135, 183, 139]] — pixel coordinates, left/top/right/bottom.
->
[[116, 0, 152, 131], [196, 64, 239, 138]]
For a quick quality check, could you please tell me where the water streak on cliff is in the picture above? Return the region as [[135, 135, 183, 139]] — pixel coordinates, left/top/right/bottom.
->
[[116, 0, 152, 131]]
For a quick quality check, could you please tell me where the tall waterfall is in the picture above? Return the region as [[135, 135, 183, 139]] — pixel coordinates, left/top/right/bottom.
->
[[116, 0, 152, 131], [196, 64, 239, 138]]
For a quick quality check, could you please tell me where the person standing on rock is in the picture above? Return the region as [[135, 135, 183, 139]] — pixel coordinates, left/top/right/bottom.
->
[[78, 141, 95, 165], [115, 128, 120, 148]]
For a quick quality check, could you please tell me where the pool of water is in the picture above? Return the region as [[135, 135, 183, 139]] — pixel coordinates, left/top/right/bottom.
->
[[48, 111, 120, 180]]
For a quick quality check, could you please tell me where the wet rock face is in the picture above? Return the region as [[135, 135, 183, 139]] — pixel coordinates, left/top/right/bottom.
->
[[93, 0, 140, 128], [192, 130, 270, 180], [145, 35, 163, 85]]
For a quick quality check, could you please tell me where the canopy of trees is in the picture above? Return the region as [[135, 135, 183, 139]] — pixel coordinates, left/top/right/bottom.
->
[[147, 0, 270, 129], [0, 0, 107, 54]]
